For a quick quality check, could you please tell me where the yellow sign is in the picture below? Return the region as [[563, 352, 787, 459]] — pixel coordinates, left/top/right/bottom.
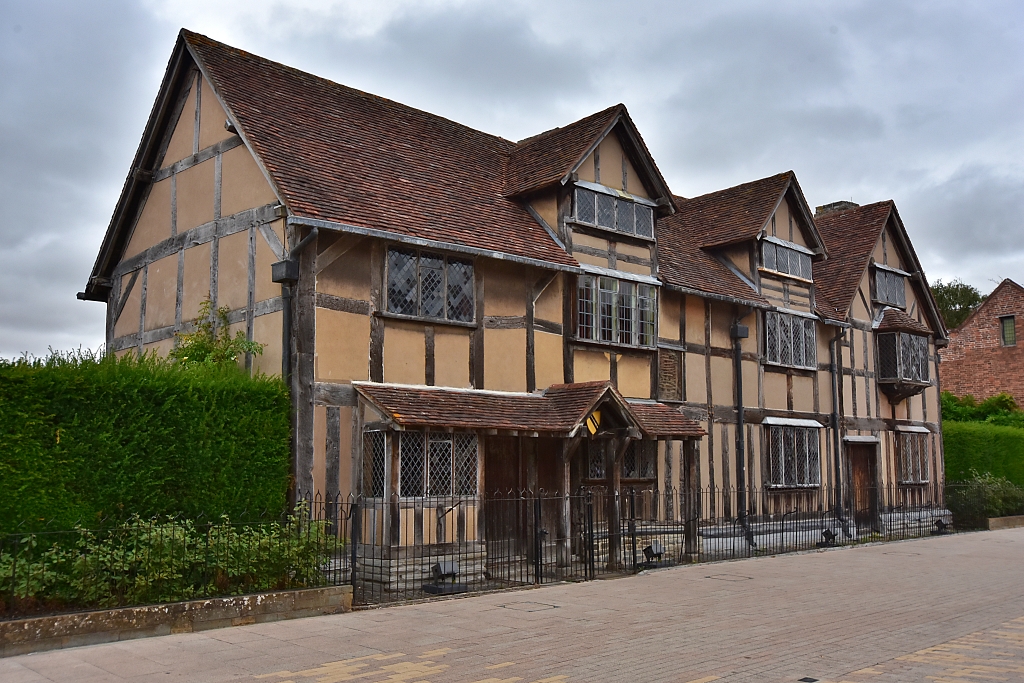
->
[[586, 410, 601, 435]]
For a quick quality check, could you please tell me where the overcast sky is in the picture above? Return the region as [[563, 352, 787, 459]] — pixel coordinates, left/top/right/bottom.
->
[[1, 0, 1022, 356]]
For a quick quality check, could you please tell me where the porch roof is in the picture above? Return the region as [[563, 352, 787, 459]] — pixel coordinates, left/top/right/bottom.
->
[[352, 381, 704, 439]]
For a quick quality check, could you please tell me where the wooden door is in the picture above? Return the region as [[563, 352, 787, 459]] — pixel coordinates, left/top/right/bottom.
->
[[849, 444, 878, 530]]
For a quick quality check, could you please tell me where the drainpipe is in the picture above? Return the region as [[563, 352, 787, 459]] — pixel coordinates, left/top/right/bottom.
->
[[829, 326, 852, 537], [731, 314, 755, 548]]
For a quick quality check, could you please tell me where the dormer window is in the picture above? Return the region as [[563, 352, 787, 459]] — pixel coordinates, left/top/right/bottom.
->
[[761, 238, 812, 280], [873, 265, 907, 308], [573, 185, 655, 239]]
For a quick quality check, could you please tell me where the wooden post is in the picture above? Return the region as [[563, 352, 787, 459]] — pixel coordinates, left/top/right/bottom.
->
[[557, 435, 582, 567], [386, 431, 400, 552], [683, 439, 699, 560], [606, 437, 631, 570]]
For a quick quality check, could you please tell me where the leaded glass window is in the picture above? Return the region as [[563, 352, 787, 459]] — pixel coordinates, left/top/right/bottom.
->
[[874, 268, 907, 308], [877, 332, 929, 383], [762, 240, 812, 280], [766, 426, 821, 487], [588, 447, 605, 479], [386, 248, 474, 322], [622, 441, 657, 479], [765, 311, 817, 369], [1001, 316, 1016, 346], [397, 431, 478, 497], [577, 275, 657, 348], [363, 431, 387, 497], [573, 186, 655, 239], [898, 433, 930, 484]]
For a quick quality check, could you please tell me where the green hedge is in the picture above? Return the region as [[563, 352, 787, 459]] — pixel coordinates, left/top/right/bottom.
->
[[0, 353, 290, 533], [943, 421, 1024, 487]]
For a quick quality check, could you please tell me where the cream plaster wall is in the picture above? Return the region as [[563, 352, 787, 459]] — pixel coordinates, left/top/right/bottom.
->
[[484, 328, 526, 392], [534, 331, 563, 389], [383, 320, 424, 385], [617, 355, 651, 398], [253, 310, 282, 376], [220, 144, 278, 218], [217, 230, 249, 312], [163, 78, 196, 166], [434, 330, 471, 388], [124, 179, 171, 259], [181, 242, 211, 321], [317, 309, 371, 382], [575, 349, 611, 382], [144, 254, 178, 331], [198, 77, 233, 150], [175, 158, 215, 232]]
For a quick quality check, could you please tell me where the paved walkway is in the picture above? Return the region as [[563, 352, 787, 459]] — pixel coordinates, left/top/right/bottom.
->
[[4, 528, 1024, 683]]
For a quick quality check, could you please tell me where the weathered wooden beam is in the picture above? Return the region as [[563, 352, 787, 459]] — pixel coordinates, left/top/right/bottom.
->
[[314, 292, 371, 316], [151, 135, 243, 182], [314, 382, 358, 407], [315, 234, 364, 275]]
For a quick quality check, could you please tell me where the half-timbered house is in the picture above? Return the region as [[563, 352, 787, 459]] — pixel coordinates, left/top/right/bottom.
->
[[80, 31, 948, 583]]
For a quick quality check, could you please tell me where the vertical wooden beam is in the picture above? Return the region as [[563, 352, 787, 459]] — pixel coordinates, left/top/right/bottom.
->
[[704, 300, 715, 490], [293, 228, 317, 496], [213, 153, 223, 220], [192, 73, 201, 156], [526, 280, 536, 393], [680, 294, 687, 402], [174, 247, 184, 335], [351, 400, 365, 497], [326, 407, 341, 497], [137, 265, 148, 357], [609, 353, 618, 388], [245, 225, 256, 372], [605, 437, 630, 570], [209, 234, 220, 311], [557, 435, 581, 567], [424, 326, 435, 386], [368, 242, 384, 382], [720, 423, 731, 518], [663, 440, 674, 519], [386, 430, 400, 549], [562, 274, 574, 383], [170, 174, 177, 238], [682, 439, 699, 559]]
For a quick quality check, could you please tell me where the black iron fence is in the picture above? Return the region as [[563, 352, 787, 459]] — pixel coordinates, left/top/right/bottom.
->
[[0, 484, 1001, 618]]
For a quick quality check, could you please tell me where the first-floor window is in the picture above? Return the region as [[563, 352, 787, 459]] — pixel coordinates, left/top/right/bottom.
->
[[877, 332, 929, 383], [766, 426, 821, 487], [577, 275, 656, 347], [1001, 316, 1016, 346], [387, 248, 474, 322], [622, 440, 657, 479], [397, 431, 478, 497], [765, 311, 816, 369], [898, 433, 930, 484]]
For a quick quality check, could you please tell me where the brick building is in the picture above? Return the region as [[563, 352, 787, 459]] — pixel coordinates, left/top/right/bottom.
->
[[940, 279, 1024, 402]]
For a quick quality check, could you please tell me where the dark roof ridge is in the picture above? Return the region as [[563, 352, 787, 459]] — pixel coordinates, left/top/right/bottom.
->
[[683, 170, 794, 204], [950, 278, 1024, 332], [181, 29, 517, 152]]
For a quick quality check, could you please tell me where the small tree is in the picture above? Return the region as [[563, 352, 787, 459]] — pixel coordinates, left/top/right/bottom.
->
[[931, 278, 986, 330], [169, 298, 264, 367]]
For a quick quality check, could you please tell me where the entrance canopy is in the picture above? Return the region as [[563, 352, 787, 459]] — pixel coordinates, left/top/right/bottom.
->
[[353, 380, 704, 440]]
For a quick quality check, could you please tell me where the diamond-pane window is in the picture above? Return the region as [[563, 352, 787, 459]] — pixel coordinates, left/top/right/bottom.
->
[[765, 311, 816, 369], [874, 268, 906, 308], [622, 441, 656, 479], [387, 250, 418, 315], [635, 205, 653, 238], [428, 435, 452, 496], [898, 433, 930, 484], [617, 201, 635, 234], [420, 254, 444, 318], [453, 434, 478, 495], [399, 432, 425, 497], [387, 248, 474, 323], [575, 187, 596, 224], [767, 426, 820, 487], [364, 431, 387, 497], [877, 332, 929, 383], [597, 193, 616, 229], [588, 447, 605, 479]]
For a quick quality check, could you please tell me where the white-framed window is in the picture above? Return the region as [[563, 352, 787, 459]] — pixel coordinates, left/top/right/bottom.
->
[[387, 248, 474, 322], [622, 440, 657, 479], [766, 426, 821, 487], [395, 431, 478, 497], [874, 268, 907, 308], [573, 186, 654, 238], [762, 240, 812, 280], [877, 332, 929, 383], [898, 432, 930, 484], [765, 311, 817, 369], [1001, 316, 1016, 346], [577, 275, 656, 347]]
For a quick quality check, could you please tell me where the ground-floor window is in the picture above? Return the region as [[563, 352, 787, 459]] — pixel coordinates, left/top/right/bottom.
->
[[898, 432, 930, 484], [766, 426, 821, 487], [362, 431, 479, 497], [622, 440, 657, 480], [364, 431, 387, 497]]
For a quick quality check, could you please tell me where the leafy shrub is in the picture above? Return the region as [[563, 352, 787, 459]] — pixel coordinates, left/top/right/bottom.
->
[[946, 471, 1024, 529], [169, 298, 264, 367], [942, 391, 1024, 428], [0, 507, 338, 617], [0, 351, 290, 533], [943, 421, 1024, 487]]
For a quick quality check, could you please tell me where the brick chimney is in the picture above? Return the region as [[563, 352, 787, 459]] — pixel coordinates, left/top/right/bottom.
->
[[814, 201, 859, 217]]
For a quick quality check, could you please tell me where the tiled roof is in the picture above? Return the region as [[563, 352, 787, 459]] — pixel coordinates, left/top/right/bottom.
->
[[627, 401, 707, 438], [183, 31, 576, 268], [352, 381, 703, 438], [813, 201, 894, 317], [656, 195, 770, 306], [875, 308, 932, 335], [504, 105, 622, 197], [671, 172, 795, 249]]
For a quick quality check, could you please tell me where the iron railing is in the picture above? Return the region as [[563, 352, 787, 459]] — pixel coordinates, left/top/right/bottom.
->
[[0, 483, 1000, 618]]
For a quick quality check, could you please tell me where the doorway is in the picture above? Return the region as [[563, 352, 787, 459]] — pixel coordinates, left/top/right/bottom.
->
[[848, 444, 878, 531]]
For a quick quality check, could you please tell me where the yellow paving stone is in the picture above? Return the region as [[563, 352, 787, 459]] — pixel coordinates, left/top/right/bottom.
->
[[485, 662, 516, 670]]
